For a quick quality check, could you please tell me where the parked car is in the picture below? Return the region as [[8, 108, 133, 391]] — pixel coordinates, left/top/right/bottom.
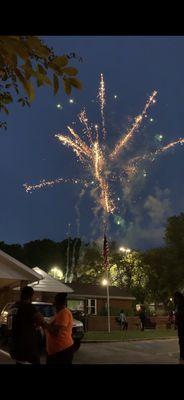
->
[[0, 301, 84, 350]]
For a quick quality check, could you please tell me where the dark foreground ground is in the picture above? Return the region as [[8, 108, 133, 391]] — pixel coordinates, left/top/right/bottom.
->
[[0, 338, 180, 364]]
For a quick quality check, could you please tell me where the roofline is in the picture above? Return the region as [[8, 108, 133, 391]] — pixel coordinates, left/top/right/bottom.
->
[[0, 249, 41, 280], [68, 294, 136, 300]]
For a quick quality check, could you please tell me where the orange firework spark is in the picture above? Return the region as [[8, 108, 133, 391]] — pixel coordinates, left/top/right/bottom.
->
[[24, 74, 184, 223], [98, 73, 106, 140], [155, 138, 184, 155], [110, 90, 157, 159], [23, 178, 87, 193], [78, 108, 93, 145]]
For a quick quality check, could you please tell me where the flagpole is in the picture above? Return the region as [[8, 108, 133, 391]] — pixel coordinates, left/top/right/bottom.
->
[[103, 231, 111, 334], [106, 268, 111, 334]]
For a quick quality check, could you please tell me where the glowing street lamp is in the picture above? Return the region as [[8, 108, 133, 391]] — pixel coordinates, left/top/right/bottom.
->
[[50, 266, 63, 280], [102, 278, 108, 286], [119, 246, 131, 254]]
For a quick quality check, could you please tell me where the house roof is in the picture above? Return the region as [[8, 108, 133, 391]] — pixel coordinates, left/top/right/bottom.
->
[[68, 282, 136, 300], [14, 267, 73, 293], [0, 249, 42, 289]]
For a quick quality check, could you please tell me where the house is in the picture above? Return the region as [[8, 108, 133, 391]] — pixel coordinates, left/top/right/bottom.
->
[[66, 282, 136, 331], [67, 282, 136, 316], [12, 267, 73, 302], [0, 249, 42, 310]]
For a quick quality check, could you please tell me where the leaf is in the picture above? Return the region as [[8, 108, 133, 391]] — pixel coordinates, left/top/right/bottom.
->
[[21, 60, 34, 80], [68, 77, 82, 90], [62, 67, 78, 76], [2, 93, 13, 104], [2, 37, 29, 60], [53, 55, 68, 67], [35, 70, 51, 86], [0, 121, 7, 130], [15, 68, 35, 102], [38, 64, 47, 75], [63, 78, 71, 95], [53, 73, 59, 95], [0, 105, 9, 115], [48, 62, 63, 75], [5, 84, 12, 89], [26, 36, 50, 58]]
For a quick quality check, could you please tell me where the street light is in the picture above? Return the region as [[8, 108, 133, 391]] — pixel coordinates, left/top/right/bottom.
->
[[50, 266, 63, 280], [119, 246, 131, 254], [102, 278, 108, 286]]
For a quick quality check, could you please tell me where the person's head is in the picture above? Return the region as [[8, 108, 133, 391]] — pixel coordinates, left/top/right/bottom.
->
[[20, 286, 34, 302], [120, 309, 124, 313], [54, 293, 67, 311], [174, 291, 184, 306]]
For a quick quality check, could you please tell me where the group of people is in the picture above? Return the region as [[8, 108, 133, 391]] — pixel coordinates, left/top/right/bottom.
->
[[6, 287, 184, 365], [118, 292, 184, 364], [8, 286, 74, 365]]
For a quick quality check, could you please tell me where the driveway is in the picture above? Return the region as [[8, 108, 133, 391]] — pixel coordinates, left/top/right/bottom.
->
[[0, 339, 180, 364]]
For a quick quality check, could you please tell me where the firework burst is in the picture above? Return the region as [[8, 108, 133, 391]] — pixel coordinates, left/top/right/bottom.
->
[[24, 74, 184, 231]]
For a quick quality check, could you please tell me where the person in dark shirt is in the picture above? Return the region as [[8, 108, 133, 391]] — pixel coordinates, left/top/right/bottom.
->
[[8, 286, 56, 365], [139, 306, 146, 331], [174, 291, 184, 364]]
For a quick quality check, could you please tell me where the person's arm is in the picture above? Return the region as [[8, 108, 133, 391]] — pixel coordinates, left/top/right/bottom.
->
[[34, 312, 59, 335]]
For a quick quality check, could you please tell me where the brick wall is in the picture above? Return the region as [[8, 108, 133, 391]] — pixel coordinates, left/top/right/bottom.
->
[[86, 315, 169, 331], [97, 298, 133, 315]]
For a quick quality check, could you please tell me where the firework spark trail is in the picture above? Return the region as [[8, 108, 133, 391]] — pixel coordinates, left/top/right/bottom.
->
[[55, 134, 86, 161], [92, 140, 114, 214], [98, 73, 106, 140], [110, 90, 157, 160], [130, 138, 184, 166], [24, 75, 115, 218], [23, 177, 87, 193], [78, 109, 93, 145], [155, 138, 184, 155], [25, 76, 184, 232], [67, 126, 92, 159]]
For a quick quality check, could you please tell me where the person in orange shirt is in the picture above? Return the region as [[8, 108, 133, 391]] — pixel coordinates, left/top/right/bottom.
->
[[46, 292, 74, 365]]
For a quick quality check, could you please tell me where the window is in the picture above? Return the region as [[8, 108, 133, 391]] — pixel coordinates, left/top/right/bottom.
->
[[67, 300, 84, 311], [87, 299, 97, 315]]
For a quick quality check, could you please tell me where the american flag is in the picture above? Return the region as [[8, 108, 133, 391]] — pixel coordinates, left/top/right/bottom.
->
[[103, 234, 109, 269]]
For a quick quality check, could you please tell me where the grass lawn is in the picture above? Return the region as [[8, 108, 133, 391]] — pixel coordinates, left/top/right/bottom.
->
[[83, 328, 178, 341]]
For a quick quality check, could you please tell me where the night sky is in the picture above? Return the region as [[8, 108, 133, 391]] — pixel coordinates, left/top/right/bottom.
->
[[1, 36, 184, 249]]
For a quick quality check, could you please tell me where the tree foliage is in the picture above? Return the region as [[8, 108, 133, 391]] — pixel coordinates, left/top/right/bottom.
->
[[0, 36, 82, 129], [165, 212, 184, 252]]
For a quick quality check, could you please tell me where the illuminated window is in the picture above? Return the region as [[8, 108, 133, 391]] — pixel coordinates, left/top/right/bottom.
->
[[87, 299, 97, 315]]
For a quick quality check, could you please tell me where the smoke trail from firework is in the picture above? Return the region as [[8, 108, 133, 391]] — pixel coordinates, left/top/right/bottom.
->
[[65, 223, 71, 283], [110, 90, 157, 159]]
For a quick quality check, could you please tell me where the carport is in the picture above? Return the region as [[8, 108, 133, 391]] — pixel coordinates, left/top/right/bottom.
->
[[0, 249, 42, 290]]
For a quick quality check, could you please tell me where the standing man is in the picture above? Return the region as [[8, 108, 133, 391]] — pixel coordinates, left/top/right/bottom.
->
[[119, 309, 128, 330], [46, 293, 74, 365], [8, 286, 56, 364], [174, 291, 184, 364], [139, 306, 146, 331]]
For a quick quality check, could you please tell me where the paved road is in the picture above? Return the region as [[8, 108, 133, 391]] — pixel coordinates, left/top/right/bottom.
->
[[0, 339, 180, 364], [73, 339, 179, 364]]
